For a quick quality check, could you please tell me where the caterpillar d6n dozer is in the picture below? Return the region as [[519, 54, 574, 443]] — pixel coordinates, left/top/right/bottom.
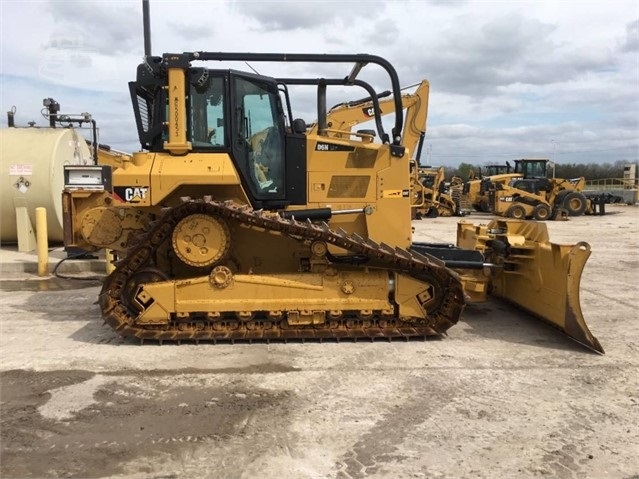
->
[[61, 50, 603, 353]]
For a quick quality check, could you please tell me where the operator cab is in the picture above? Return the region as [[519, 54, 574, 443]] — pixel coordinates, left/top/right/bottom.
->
[[510, 158, 552, 194], [129, 52, 405, 211], [484, 163, 512, 176], [130, 60, 300, 208], [514, 159, 549, 179]]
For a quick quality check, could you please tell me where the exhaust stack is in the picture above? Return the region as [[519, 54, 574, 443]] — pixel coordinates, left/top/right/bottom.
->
[[143, 0, 152, 56]]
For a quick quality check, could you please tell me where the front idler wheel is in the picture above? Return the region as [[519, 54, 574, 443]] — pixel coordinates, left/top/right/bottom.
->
[[121, 268, 169, 314]]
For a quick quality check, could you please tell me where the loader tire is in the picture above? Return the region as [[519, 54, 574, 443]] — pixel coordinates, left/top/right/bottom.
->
[[506, 204, 527, 219], [426, 207, 439, 218], [533, 203, 551, 221], [563, 192, 587, 216]]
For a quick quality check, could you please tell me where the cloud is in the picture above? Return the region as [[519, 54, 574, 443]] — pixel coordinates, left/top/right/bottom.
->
[[167, 22, 214, 42], [405, 13, 620, 97], [45, 0, 140, 55], [0, 0, 636, 166], [361, 19, 401, 47], [620, 20, 639, 52], [236, 1, 383, 31]]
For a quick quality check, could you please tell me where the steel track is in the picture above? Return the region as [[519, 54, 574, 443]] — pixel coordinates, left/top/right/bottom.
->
[[99, 199, 465, 343]]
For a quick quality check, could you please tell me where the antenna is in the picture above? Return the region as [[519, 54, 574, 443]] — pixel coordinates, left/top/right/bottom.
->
[[142, 0, 152, 56], [245, 62, 260, 75]]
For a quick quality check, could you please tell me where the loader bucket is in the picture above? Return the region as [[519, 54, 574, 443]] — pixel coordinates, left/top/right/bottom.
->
[[457, 220, 603, 354]]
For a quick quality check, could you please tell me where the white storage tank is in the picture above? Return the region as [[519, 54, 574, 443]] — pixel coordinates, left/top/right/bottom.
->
[[0, 127, 93, 243]]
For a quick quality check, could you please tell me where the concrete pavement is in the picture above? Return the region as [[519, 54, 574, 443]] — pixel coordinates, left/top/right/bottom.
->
[[0, 244, 106, 276]]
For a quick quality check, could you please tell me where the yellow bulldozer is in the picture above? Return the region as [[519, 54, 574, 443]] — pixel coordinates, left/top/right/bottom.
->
[[60, 41, 602, 352]]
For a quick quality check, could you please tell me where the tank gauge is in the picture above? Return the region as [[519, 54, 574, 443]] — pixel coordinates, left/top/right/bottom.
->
[[64, 165, 112, 190]]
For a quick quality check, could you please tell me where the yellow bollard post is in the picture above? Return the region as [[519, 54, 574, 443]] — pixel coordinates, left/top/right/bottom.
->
[[35, 207, 49, 277], [105, 249, 116, 275]]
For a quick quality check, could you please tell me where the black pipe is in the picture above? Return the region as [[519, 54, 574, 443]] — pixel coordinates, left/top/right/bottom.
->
[[439, 261, 485, 270], [143, 0, 152, 56], [91, 119, 98, 164], [44, 99, 60, 128], [336, 90, 391, 109], [317, 79, 327, 136], [415, 131, 425, 166], [280, 208, 332, 221]]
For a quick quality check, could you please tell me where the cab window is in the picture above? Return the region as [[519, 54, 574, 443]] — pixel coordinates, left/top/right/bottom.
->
[[189, 75, 226, 148], [234, 76, 284, 196]]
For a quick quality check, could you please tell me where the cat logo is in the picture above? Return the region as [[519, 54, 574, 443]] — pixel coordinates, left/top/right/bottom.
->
[[125, 187, 148, 202], [114, 186, 149, 203], [363, 106, 376, 117], [382, 189, 410, 198]]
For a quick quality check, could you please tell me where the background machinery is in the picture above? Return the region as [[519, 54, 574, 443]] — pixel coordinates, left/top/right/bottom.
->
[[311, 82, 462, 219], [59, 5, 602, 352], [412, 165, 463, 218], [489, 158, 602, 220], [463, 162, 523, 213]]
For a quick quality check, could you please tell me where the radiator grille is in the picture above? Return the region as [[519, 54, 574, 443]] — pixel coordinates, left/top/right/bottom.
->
[[327, 176, 370, 198]]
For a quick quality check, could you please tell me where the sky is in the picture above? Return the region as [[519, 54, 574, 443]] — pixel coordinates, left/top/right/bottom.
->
[[1, 0, 637, 167]]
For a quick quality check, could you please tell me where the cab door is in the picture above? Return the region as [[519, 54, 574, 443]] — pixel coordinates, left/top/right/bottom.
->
[[231, 74, 286, 205]]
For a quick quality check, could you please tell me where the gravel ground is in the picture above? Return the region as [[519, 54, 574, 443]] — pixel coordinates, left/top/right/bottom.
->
[[1, 204, 637, 479]]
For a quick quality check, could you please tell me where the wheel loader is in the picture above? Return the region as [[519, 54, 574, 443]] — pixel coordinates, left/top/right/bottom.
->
[[60, 49, 602, 353], [489, 158, 604, 220]]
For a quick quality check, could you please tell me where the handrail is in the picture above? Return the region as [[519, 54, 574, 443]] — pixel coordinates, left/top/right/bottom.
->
[[584, 177, 638, 190]]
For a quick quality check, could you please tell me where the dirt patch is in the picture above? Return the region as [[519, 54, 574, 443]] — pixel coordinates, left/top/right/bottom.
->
[[0, 369, 294, 478]]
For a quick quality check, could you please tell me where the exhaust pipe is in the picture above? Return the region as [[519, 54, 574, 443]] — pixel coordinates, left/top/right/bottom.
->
[[142, 0, 152, 56]]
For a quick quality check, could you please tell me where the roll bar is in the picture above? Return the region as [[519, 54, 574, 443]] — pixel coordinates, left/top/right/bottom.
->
[[276, 77, 388, 144], [171, 52, 405, 146]]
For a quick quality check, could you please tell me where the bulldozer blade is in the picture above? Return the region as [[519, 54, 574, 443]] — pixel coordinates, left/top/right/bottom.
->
[[458, 220, 604, 354]]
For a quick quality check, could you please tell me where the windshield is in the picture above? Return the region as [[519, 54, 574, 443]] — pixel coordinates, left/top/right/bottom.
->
[[517, 160, 547, 178]]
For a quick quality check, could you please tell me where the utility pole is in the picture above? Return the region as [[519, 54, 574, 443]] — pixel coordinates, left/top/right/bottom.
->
[[551, 139, 557, 178]]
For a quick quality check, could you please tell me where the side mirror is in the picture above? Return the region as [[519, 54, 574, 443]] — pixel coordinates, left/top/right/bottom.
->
[[292, 118, 306, 134]]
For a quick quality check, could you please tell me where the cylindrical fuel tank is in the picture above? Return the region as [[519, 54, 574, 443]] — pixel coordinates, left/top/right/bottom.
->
[[1, 127, 92, 242]]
